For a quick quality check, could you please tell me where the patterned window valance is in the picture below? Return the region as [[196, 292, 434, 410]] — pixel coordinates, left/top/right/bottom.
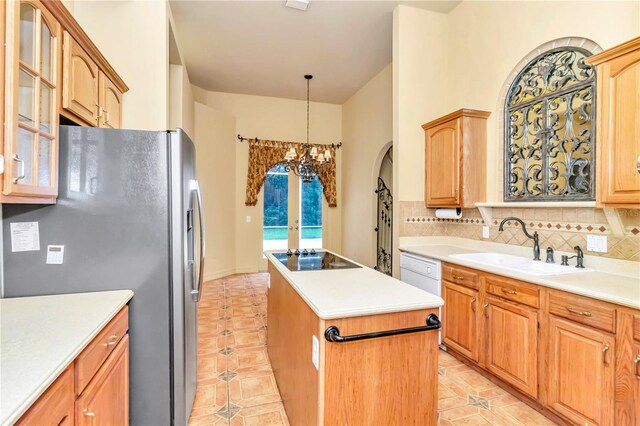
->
[[245, 139, 337, 207]]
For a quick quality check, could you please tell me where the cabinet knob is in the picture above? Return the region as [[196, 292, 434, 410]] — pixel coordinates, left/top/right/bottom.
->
[[103, 334, 119, 347], [634, 354, 640, 379], [636, 155, 640, 173], [95, 104, 104, 120], [83, 408, 95, 417]]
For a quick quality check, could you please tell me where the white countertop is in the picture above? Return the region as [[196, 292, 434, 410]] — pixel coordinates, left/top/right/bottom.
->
[[399, 237, 640, 310], [0, 290, 134, 426], [265, 251, 443, 320]]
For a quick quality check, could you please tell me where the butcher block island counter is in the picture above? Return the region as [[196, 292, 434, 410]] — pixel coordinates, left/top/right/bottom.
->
[[265, 250, 444, 426]]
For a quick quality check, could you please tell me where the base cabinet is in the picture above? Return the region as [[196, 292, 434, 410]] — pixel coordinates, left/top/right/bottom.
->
[[442, 281, 479, 362], [484, 296, 538, 397], [76, 335, 129, 426], [15, 306, 129, 426], [547, 317, 615, 426], [441, 261, 638, 426]]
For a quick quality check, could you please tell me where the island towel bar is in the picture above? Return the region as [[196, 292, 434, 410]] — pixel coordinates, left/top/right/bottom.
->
[[324, 314, 441, 343]]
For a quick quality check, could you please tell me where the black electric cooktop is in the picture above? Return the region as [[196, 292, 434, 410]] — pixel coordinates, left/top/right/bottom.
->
[[273, 250, 362, 271]]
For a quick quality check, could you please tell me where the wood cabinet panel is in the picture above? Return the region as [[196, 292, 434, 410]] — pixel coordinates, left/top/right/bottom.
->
[[62, 31, 98, 126], [548, 316, 615, 426], [75, 306, 129, 395], [15, 365, 74, 426], [589, 37, 640, 207], [442, 281, 479, 362], [98, 71, 122, 128], [486, 275, 539, 308], [425, 119, 460, 207], [324, 309, 439, 426], [485, 296, 538, 397], [635, 342, 640, 419], [266, 263, 319, 426], [635, 314, 640, 342], [548, 290, 616, 333], [76, 334, 129, 426], [442, 262, 479, 290]]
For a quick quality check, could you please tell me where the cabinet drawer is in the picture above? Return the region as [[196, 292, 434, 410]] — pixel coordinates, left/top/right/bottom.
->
[[548, 291, 615, 333], [634, 315, 640, 342], [16, 365, 74, 426], [75, 306, 128, 395], [443, 263, 479, 290], [486, 275, 539, 308]]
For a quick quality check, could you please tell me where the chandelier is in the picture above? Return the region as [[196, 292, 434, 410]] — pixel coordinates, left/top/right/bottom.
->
[[283, 75, 332, 183]]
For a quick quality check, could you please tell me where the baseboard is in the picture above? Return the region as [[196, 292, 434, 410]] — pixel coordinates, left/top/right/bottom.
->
[[204, 267, 261, 282]]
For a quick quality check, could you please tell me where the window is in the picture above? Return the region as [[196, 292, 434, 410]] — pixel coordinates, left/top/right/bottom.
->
[[504, 47, 596, 201]]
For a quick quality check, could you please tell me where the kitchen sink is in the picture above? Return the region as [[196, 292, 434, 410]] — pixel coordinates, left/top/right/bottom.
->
[[449, 252, 594, 276]]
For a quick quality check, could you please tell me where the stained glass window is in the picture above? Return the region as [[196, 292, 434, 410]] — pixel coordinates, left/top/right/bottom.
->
[[505, 47, 596, 201]]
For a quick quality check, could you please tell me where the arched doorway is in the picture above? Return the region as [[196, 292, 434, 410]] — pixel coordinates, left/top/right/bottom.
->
[[375, 146, 392, 275]]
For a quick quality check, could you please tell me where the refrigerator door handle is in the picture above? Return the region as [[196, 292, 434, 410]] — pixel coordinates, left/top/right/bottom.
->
[[191, 180, 206, 302]]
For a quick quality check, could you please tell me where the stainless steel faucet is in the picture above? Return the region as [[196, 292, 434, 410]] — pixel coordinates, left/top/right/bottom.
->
[[498, 217, 541, 261]]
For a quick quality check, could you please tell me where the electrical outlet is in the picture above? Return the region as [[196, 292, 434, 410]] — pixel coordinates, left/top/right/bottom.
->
[[587, 235, 607, 253], [246, 215, 252, 223], [482, 226, 490, 239], [311, 335, 319, 370]]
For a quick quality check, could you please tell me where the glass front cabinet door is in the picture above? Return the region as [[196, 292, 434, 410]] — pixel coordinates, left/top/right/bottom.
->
[[4, 0, 60, 202]]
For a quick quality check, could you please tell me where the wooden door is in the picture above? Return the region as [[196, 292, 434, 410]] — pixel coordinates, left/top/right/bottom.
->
[[62, 31, 99, 126], [442, 281, 479, 361], [596, 44, 640, 206], [484, 296, 538, 397], [76, 335, 129, 426], [99, 71, 122, 128], [548, 317, 615, 425], [4, 0, 59, 200], [425, 118, 461, 207]]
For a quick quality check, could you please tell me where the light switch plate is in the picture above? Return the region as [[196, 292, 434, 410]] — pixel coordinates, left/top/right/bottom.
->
[[46, 245, 64, 264], [246, 215, 251, 223], [311, 335, 319, 370], [587, 235, 607, 253], [482, 226, 490, 239]]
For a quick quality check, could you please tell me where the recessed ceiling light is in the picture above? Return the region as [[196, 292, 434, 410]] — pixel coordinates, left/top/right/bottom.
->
[[284, 0, 309, 11]]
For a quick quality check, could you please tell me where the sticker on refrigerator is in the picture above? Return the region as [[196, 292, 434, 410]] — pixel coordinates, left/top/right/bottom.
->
[[10, 222, 41, 252]]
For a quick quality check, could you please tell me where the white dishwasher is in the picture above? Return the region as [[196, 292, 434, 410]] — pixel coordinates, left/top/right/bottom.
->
[[399, 252, 443, 345]]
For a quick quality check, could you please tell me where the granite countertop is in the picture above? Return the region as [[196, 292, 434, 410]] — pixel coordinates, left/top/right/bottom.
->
[[0, 290, 134, 425], [399, 237, 639, 309], [265, 250, 444, 320]]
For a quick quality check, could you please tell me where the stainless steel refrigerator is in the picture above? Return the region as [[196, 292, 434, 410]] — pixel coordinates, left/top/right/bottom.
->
[[2, 126, 205, 426]]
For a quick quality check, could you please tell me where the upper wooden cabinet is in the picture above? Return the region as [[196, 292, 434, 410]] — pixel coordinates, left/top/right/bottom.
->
[[3, 0, 60, 203], [2, 0, 128, 204], [422, 109, 490, 208], [587, 37, 640, 208], [62, 31, 99, 126], [62, 31, 123, 128]]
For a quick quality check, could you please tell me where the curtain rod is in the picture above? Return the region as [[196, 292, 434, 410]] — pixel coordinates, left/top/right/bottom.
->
[[236, 134, 342, 149]]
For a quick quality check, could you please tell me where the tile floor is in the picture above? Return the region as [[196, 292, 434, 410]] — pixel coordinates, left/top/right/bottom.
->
[[189, 273, 557, 426]]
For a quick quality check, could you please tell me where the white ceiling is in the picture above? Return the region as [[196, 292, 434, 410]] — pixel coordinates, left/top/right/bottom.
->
[[169, 0, 460, 104]]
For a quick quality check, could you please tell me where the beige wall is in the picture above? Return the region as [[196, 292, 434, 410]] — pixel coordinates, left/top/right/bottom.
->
[[393, 2, 640, 266], [447, 0, 640, 201], [341, 64, 393, 267], [194, 102, 237, 280], [71, 0, 170, 130], [193, 88, 343, 273], [169, 64, 195, 137]]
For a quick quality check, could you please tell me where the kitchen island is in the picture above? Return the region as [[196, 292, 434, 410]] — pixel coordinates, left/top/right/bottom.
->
[[265, 250, 444, 426]]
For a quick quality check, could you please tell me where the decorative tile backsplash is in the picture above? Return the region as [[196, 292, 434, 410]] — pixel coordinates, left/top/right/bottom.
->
[[400, 201, 640, 262]]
